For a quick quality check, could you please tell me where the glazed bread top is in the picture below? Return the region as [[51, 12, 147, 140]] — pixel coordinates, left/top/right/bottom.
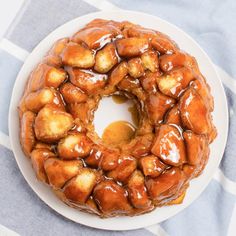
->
[[19, 19, 217, 217]]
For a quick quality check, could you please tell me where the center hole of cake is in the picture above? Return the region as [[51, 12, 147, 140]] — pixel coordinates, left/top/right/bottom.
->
[[94, 95, 139, 146]]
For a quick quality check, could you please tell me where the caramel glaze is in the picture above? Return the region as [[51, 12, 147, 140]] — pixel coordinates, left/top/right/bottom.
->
[[19, 19, 217, 218], [102, 121, 136, 146], [128, 103, 140, 127], [108, 94, 139, 147], [112, 94, 128, 104]]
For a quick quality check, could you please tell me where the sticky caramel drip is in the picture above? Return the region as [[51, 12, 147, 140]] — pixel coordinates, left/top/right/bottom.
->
[[102, 121, 136, 146]]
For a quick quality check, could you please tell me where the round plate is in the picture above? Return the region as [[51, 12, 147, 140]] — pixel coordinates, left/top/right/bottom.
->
[[9, 10, 228, 231]]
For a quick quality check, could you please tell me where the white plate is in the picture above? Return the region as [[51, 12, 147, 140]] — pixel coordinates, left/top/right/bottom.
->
[[8, 10, 228, 231]]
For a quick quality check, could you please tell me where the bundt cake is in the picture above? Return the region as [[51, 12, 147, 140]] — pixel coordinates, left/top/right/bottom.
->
[[19, 19, 217, 217]]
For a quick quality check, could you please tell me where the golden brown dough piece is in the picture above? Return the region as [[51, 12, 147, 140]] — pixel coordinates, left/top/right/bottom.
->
[[165, 106, 182, 125], [126, 25, 156, 40], [34, 142, 52, 150], [151, 124, 186, 166], [85, 146, 103, 168], [158, 67, 195, 98], [44, 158, 83, 189], [20, 111, 36, 156], [43, 38, 69, 67], [71, 21, 122, 49], [118, 75, 146, 100], [141, 50, 159, 72], [190, 79, 214, 111], [61, 42, 95, 68], [183, 131, 209, 172], [67, 67, 107, 94], [116, 37, 149, 57], [94, 43, 118, 73], [63, 168, 99, 204], [27, 63, 67, 92], [126, 25, 178, 55], [128, 57, 145, 78], [139, 155, 166, 177], [30, 148, 56, 183], [58, 133, 92, 159], [99, 148, 120, 171], [139, 71, 160, 93], [48, 38, 69, 56], [146, 92, 175, 124], [34, 105, 74, 142], [107, 155, 137, 183], [68, 98, 98, 124], [93, 180, 133, 216], [159, 51, 194, 72], [127, 170, 153, 209], [118, 76, 140, 91], [108, 61, 128, 86], [60, 82, 88, 104], [24, 88, 64, 112], [179, 88, 213, 136], [145, 167, 185, 204], [71, 27, 113, 49], [122, 133, 154, 158], [151, 32, 178, 54]]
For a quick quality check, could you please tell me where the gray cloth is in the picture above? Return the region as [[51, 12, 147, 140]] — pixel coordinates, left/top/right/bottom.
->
[[0, 0, 236, 235]]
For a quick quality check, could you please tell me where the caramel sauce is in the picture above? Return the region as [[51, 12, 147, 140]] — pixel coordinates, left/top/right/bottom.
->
[[104, 95, 140, 146], [112, 94, 128, 104], [128, 104, 139, 127], [102, 121, 136, 146]]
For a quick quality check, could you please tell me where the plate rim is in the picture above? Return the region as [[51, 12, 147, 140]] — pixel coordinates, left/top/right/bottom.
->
[[8, 9, 229, 231]]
